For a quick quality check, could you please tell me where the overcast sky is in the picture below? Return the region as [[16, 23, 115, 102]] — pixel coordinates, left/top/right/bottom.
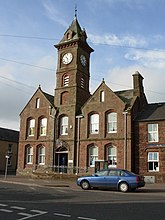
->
[[0, 0, 165, 131]]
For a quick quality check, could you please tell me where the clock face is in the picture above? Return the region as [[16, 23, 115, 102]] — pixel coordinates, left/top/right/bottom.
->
[[62, 52, 73, 64], [80, 54, 87, 66]]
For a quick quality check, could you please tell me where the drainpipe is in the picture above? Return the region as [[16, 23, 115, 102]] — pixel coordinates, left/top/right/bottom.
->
[[123, 111, 128, 170], [76, 115, 84, 173]]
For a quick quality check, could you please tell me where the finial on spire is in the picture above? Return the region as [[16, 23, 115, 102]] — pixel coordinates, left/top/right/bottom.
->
[[74, 3, 77, 18]]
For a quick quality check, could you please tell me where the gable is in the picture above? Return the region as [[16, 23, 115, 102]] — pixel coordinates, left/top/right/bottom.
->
[[20, 87, 54, 116], [82, 81, 125, 112]]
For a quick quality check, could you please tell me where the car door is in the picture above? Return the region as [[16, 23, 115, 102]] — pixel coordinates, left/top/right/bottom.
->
[[91, 170, 109, 187], [104, 170, 120, 188]]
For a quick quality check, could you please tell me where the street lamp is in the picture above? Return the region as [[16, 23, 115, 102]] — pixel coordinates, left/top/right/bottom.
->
[[5, 155, 10, 180], [76, 114, 84, 173]]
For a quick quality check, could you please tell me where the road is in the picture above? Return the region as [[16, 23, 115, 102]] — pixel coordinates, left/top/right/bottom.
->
[[0, 181, 165, 220]]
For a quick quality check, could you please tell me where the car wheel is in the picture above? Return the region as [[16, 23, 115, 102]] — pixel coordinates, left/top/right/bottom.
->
[[81, 180, 90, 190], [119, 182, 129, 192]]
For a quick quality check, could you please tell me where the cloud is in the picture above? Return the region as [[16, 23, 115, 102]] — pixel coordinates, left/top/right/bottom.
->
[[102, 64, 165, 104], [88, 33, 147, 48], [125, 49, 165, 68]]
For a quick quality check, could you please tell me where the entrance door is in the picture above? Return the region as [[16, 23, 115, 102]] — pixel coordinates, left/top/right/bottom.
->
[[55, 152, 68, 173]]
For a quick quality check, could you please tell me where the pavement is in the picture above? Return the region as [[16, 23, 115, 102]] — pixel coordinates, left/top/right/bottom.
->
[[0, 175, 78, 189], [0, 175, 165, 192]]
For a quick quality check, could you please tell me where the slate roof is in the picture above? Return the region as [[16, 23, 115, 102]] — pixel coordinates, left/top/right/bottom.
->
[[0, 127, 19, 142], [115, 89, 134, 106], [59, 17, 86, 44], [43, 91, 54, 106], [136, 103, 165, 121]]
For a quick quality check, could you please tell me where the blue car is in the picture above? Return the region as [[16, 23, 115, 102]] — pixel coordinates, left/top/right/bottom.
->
[[76, 168, 145, 192]]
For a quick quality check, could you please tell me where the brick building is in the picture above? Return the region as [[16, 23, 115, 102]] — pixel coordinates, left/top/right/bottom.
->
[[0, 127, 19, 174], [134, 103, 165, 182], [17, 16, 165, 182]]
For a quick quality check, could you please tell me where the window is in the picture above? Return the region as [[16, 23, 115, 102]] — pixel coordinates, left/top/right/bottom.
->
[[8, 144, 12, 153], [7, 157, 11, 166], [107, 112, 117, 133], [63, 75, 69, 87], [148, 152, 159, 172], [36, 98, 40, 108], [26, 146, 33, 164], [40, 118, 47, 136], [60, 116, 68, 135], [38, 146, 45, 165], [89, 146, 98, 167], [100, 91, 104, 102], [28, 119, 35, 136], [107, 146, 117, 167], [90, 114, 99, 134], [148, 124, 158, 142]]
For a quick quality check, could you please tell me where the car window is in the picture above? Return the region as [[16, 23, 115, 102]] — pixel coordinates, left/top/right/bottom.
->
[[96, 170, 109, 176], [109, 170, 120, 176], [120, 171, 126, 176]]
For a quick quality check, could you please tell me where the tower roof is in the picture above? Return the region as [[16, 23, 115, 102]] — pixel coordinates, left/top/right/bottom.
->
[[55, 17, 93, 53]]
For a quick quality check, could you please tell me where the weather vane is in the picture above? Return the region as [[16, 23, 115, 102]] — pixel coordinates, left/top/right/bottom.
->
[[75, 3, 77, 18]]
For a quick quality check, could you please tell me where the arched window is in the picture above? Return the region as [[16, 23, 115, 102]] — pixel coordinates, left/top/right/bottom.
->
[[107, 112, 117, 133], [89, 146, 98, 167], [26, 146, 33, 164], [39, 118, 47, 136], [38, 146, 45, 165], [100, 91, 104, 102], [90, 113, 99, 134], [60, 116, 68, 135], [63, 75, 69, 87], [36, 98, 40, 108], [107, 146, 117, 167], [28, 118, 35, 136]]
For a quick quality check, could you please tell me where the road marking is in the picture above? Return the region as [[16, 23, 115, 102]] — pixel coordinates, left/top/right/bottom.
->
[[11, 206, 26, 210], [0, 203, 7, 207], [78, 217, 96, 220], [30, 210, 48, 214], [17, 210, 47, 220], [54, 212, 71, 218], [0, 208, 13, 213]]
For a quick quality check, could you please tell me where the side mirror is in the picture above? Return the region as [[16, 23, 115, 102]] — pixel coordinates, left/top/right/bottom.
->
[[92, 174, 98, 177]]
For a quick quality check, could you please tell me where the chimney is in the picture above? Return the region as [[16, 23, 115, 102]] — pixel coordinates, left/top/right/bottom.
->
[[133, 71, 144, 97]]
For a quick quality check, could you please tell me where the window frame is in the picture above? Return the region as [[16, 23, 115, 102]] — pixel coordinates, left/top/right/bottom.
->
[[36, 98, 40, 108], [100, 91, 105, 102], [107, 112, 117, 133], [28, 119, 35, 136], [90, 113, 99, 134], [147, 152, 159, 172], [26, 146, 33, 164], [107, 146, 117, 168], [40, 118, 47, 136], [89, 146, 98, 167], [60, 116, 68, 135], [148, 124, 158, 142], [38, 146, 45, 165]]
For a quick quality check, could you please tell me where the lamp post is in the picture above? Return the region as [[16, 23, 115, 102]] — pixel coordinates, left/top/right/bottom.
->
[[123, 111, 128, 170], [76, 115, 84, 173], [5, 155, 9, 180]]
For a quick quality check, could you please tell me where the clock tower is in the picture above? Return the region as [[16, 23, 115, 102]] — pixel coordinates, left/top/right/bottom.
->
[[54, 16, 94, 170], [54, 16, 94, 110]]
